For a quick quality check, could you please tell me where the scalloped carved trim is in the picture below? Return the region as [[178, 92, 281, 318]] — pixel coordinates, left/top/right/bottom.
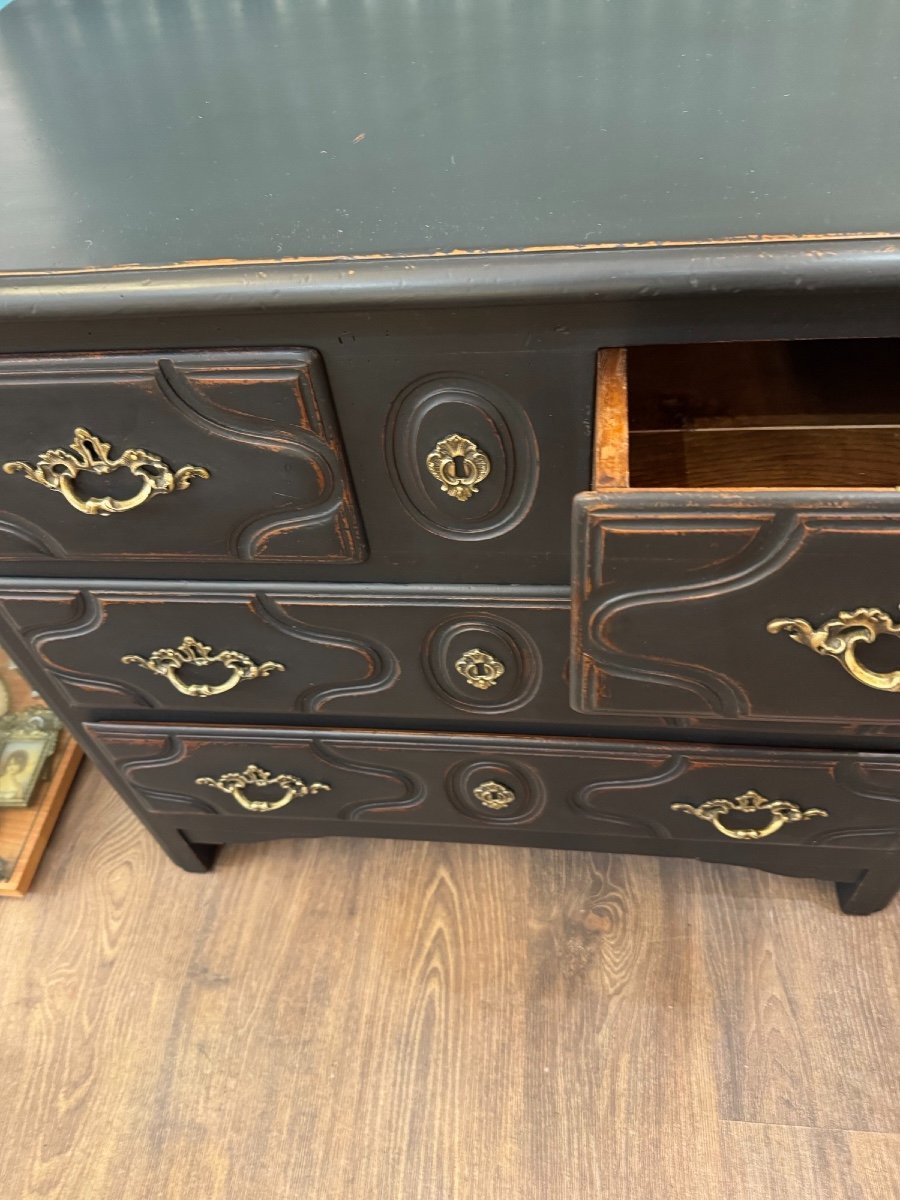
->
[[250, 594, 400, 712], [157, 358, 366, 563], [385, 374, 539, 541], [572, 753, 687, 837], [142, 789, 220, 816], [0, 352, 366, 564], [577, 511, 804, 716], [422, 613, 542, 714], [25, 590, 155, 710], [0, 513, 66, 558], [809, 826, 900, 848], [308, 737, 424, 820]]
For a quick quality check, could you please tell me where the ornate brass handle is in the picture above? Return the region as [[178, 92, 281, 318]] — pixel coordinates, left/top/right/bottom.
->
[[768, 608, 900, 692], [426, 434, 491, 502], [454, 647, 505, 690], [195, 764, 330, 812], [122, 636, 285, 698], [671, 789, 828, 841], [3, 427, 209, 516]]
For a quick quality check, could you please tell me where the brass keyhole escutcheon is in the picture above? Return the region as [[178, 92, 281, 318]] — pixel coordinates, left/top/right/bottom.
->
[[473, 780, 516, 810], [454, 647, 505, 690], [425, 434, 491, 502], [671, 789, 828, 841]]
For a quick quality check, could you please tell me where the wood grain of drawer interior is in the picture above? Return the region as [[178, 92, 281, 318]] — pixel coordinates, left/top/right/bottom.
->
[[595, 340, 900, 490]]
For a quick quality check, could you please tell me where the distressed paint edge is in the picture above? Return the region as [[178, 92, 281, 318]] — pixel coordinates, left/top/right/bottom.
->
[[2, 238, 900, 320], [2, 229, 900, 279]]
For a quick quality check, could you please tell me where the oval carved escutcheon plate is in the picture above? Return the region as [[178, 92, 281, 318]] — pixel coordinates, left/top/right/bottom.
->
[[385, 375, 539, 540], [446, 759, 546, 825], [423, 614, 542, 713]]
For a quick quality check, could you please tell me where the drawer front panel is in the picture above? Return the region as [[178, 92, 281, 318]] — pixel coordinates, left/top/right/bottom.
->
[[0, 585, 573, 724], [87, 722, 900, 852], [572, 492, 900, 727], [0, 351, 364, 565], [324, 348, 594, 585]]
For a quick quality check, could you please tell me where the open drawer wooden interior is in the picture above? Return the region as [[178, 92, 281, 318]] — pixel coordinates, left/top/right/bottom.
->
[[615, 339, 900, 489], [572, 342, 900, 727]]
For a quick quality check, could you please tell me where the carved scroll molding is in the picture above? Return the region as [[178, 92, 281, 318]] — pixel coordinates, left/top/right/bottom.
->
[[0, 352, 366, 564], [89, 727, 422, 822], [385, 375, 539, 541], [422, 612, 542, 714], [575, 510, 804, 717], [21, 590, 155, 710], [572, 753, 687, 838], [251, 594, 400, 712], [156, 357, 366, 562]]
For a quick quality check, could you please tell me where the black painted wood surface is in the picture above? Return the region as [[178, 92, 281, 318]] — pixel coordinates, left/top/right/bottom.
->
[[83, 721, 900, 913], [0, 2, 898, 909], [2, 0, 900, 271], [0, 351, 364, 565], [0, 584, 573, 726], [573, 491, 900, 727], [86, 721, 900, 852], [9, 578, 900, 751], [0, 348, 590, 584]]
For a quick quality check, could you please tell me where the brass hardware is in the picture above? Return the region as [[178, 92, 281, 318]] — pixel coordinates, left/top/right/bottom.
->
[[671, 789, 827, 841], [425, 434, 491, 502], [195, 764, 330, 812], [122, 636, 285, 698], [768, 607, 900, 692], [3, 427, 209, 516], [454, 647, 505, 690], [473, 780, 516, 810]]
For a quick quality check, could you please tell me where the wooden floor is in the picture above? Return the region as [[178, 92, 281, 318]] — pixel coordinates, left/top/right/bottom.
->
[[0, 767, 897, 1199]]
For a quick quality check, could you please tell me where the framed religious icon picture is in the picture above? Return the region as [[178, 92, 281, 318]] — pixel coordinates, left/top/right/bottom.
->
[[0, 708, 60, 807], [0, 652, 82, 896]]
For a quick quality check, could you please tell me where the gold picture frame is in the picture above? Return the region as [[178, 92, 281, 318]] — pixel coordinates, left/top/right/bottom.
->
[[0, 707, 61, 808]]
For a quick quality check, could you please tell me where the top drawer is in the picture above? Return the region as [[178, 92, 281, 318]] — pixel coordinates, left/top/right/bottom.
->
[[0, 350, 365, 566], [572, 342, 900, 728]]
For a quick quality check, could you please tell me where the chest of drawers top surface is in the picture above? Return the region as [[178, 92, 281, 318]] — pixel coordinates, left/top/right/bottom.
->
[[2, 0, 900, 322]]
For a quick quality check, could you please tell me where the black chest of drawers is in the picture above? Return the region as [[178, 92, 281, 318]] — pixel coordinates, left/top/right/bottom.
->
[[0, 336, 897, 914], [2, 0, 900, 913]]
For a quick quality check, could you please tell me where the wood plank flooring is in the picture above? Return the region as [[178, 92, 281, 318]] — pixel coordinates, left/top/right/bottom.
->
[[0, 766, 897, 1199]]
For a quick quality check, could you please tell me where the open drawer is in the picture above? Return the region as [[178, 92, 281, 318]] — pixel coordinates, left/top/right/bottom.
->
[[572, 341, 900, 727]]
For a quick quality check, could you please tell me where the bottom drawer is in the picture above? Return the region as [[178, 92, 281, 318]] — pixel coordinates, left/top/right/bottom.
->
[[86, 722, 900, 852]]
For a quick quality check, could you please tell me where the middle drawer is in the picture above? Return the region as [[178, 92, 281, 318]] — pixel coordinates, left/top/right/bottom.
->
[[0, 583, 574, 725]]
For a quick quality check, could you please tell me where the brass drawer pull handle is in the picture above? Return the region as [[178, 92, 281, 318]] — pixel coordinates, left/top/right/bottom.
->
[[196, 764, 330, 812], [3, 427, 209, 516], [473, 780, 515, 810], [671, 789, 827, 841], [454, 647, 505, 690], [426, 434, 491, 502], [122, 636, 285, 698], [768, 607, 900, 692]]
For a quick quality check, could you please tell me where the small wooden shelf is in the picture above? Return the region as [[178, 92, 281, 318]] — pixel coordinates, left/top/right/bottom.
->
[[0, 734, 83, 897]]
